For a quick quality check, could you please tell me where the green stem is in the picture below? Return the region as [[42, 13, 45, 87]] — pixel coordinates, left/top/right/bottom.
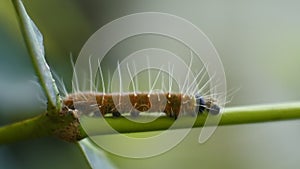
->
[[0, 114, 51, 144], [220, 102, 300, 124], [81, 102, 300, 136], [1, 102, 300, 144], [12, 0, 61, 113]]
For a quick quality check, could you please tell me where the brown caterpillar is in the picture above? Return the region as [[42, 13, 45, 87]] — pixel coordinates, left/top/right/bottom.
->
[[61, 54, 222, 119], [63, 92, 220, 119]]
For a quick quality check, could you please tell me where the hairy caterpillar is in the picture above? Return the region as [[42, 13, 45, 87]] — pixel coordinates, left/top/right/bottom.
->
[[60, 52, 223, 120], [63, 92, 220, 119]]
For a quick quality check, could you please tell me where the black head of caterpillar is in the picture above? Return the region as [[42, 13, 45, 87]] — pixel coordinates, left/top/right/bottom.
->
[[195, 94, 220, 115], [63, 92, 220, 119]]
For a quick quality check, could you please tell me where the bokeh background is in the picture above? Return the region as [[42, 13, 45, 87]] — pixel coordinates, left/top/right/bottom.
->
[[0, 0, 300, 169]]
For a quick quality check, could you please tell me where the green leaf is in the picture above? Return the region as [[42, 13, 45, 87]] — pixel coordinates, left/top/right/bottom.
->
[[12, 0, 61, 112], [78, 139, 117, 169]]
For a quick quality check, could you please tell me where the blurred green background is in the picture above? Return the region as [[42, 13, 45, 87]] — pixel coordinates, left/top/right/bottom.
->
[[0, 0, 300, 169]]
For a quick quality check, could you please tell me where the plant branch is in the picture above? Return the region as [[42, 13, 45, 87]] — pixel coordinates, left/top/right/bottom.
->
[[0, 107, 83, 145], [79, 102, 300, 136], [0, 114, 49, 144], [12, 0, 61, 113], [1, 102, 300, 144]]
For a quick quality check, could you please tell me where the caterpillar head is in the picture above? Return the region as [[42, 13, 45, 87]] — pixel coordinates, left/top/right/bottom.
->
[[195, 94, 220, 115], [195, 94, 206, 113]]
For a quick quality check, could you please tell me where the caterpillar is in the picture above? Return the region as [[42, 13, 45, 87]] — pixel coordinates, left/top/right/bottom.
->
[[63, 92, 220, 119], [61, 52, 223, 120]]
